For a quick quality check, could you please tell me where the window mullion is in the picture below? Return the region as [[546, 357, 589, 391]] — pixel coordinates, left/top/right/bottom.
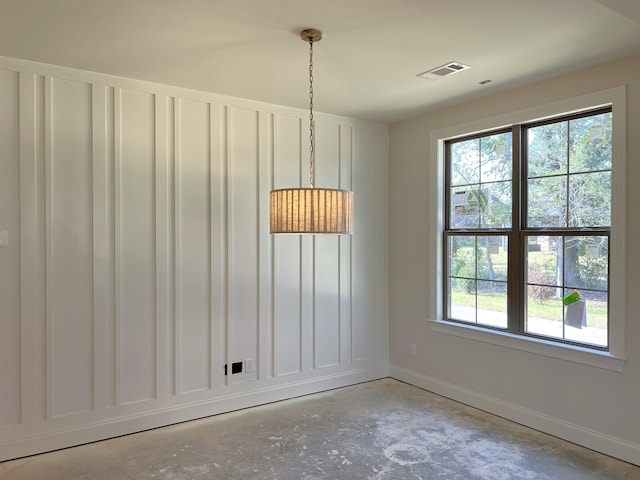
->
[[508, 125, 523, 334], [565, 120, 571, 227]]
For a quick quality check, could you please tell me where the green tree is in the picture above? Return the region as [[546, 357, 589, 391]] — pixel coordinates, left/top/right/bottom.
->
[[526, 112, 611, 295]]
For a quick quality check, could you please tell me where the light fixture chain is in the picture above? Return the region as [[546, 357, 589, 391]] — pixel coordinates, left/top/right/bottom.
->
[[308, 37, 315, 189], [269, 28, 353, 235]]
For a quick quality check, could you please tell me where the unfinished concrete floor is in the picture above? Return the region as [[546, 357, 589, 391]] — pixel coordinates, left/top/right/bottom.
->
[[1, 378, 638, 479]]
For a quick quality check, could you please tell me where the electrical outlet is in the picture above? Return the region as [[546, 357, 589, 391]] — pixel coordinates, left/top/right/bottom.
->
[[409, 343, 416, 356], [245, 358, 254, 373], [0, 230, 8, 247], [225, 361, 245, 375], [231, 361, 243, 374]]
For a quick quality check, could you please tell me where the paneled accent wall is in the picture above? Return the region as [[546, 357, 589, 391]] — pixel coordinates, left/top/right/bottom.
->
[[0, 57, 388, 461]]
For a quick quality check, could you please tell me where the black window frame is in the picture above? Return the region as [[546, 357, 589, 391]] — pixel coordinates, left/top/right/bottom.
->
[[443, 106, 612, 351]]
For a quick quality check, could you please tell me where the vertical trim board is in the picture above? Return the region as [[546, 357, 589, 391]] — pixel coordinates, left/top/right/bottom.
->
[[154, 93, 171, 400], [339, 124, 353, 365], [0, 68, 21, 427], [209, 103, 226, 389], [106, 86, 116, 409], [91, 83, 106, 413], [44, 76, 53, 420], [257, 110, 272, 381]]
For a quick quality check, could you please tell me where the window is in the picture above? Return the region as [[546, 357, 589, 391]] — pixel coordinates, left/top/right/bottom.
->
[[430, 88, 626, 370], [445, 108, 611, 349]]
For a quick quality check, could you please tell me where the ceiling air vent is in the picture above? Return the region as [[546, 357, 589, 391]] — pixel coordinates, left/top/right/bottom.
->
[[417, 61, 470, 80]]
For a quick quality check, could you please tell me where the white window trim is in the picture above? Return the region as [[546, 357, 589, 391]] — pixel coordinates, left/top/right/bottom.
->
[[428, 86, 627, 372]]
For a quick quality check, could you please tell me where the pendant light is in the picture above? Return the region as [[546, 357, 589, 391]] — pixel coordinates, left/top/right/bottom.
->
[[270, 29, 354, 235]]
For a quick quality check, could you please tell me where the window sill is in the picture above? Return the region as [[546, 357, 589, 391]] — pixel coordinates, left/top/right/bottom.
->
[[430, 319, 626, 372]]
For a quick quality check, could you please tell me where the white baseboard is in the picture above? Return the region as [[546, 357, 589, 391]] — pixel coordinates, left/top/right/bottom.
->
[[1, 366, 387, 462], [389, 364, 640, 467]]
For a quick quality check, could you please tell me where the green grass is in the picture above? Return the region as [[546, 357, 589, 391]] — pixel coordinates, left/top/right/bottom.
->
[[450, 245, 607, 328], [451, 290, 607, 328]]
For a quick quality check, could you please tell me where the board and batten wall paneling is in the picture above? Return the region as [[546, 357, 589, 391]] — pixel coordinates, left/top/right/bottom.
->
[[313, 121, 342, 369], [90, 83, 116, 411], [257, 110, 272, 382], [272, 114, 303, 377], [47, 77, 94, 418], [152, 94, 172, 401], [116, 89, 157, 405], [210, 104, 227, 390], [0, 55, 388, 462], [0, 68, 21, 427], [227, 106, 259, 384], [175, 98, 212, 394], [20, 72, 48, 425], [339, 125, 353, 365], [351, 126, 381, 362]]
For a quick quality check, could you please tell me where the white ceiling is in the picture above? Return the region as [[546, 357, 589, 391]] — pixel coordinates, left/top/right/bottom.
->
[[1, 0, 640, 123]]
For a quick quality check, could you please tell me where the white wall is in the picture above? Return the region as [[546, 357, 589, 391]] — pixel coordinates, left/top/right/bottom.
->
[[0, 56, 389, 461], [388, 53, 640, 465]]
